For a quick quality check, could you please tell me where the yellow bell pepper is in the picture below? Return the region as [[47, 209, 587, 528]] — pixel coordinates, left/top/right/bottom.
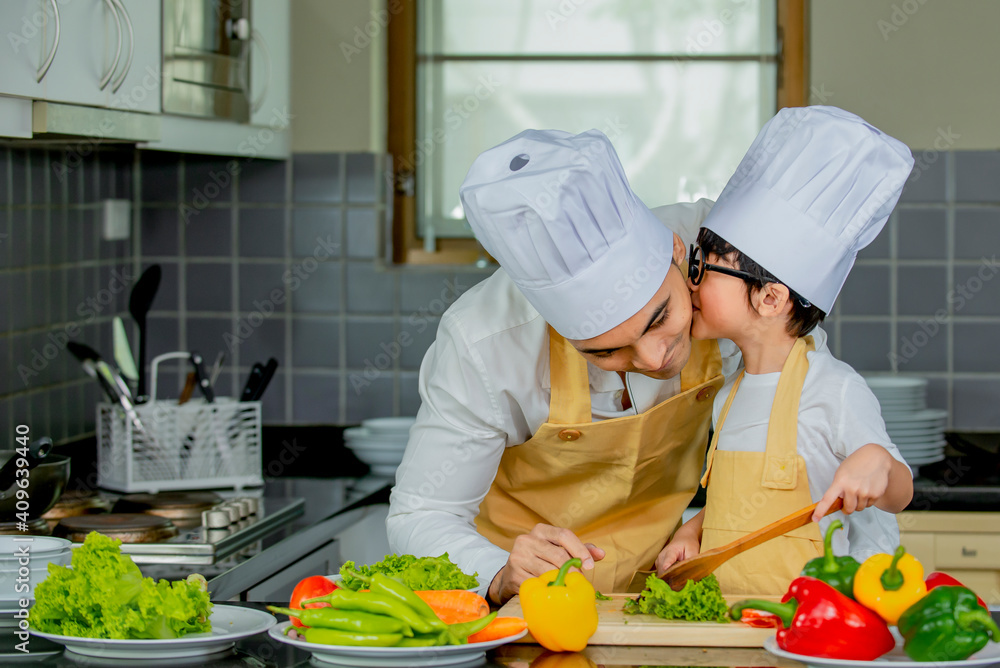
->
[[519, 558, 599, 652], [853, 546, 927, 625]]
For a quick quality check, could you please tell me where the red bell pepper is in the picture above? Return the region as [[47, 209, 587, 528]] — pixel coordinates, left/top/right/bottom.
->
[[289, 575, 339, 628], [729, 577, 896, 661], [925, 572, 987, 609]]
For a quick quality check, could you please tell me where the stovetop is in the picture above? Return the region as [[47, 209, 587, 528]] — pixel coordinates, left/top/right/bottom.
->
[[66, 496, 305, 565]]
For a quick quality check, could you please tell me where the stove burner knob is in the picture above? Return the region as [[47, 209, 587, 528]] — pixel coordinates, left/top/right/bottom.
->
[[220, 503, 240, 523], [234, 499, 252, 519], [203, 509, 231, 529], [244, 497, 259, 515]]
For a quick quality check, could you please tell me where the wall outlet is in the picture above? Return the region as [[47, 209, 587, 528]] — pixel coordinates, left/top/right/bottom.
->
[[101, 199, 131, 241]]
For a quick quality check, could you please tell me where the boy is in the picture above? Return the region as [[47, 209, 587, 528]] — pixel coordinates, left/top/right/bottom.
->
[[656, 106, 916, 596]]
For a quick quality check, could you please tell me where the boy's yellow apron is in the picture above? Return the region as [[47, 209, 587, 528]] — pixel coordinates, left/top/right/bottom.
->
[[476, 327, 724, 593], [699, 336, 824, 596]]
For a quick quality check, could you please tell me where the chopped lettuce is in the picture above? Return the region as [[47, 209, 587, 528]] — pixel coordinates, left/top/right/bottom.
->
[[29, 532, 212, 639], [623, 573, 730, 623], [339, 553, 479, 591]]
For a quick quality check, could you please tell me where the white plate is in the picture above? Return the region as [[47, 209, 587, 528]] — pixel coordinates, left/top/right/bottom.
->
[[29, 604, 275, 659], [362, 417, 417, 434], [269, 620, 527, 667], [902, 452, 947, 466], [764, 635, 1000, 668]]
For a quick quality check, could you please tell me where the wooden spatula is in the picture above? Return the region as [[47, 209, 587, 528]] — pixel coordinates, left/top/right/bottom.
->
[[631, 498, 845, 593]]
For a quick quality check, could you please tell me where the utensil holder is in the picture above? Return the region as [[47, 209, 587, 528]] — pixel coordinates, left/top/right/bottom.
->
[[97, 398, 263, 493]]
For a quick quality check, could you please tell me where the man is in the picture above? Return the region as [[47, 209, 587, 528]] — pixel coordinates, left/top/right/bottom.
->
[[386, 128, 827, 604]]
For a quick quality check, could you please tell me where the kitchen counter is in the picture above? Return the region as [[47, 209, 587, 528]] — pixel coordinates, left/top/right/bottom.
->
[[8, 604, 1000, 667]]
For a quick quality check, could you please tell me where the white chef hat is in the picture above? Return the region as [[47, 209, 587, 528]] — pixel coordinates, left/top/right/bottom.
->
[[460, 129, 676, 340], [702, 105, 914, 314]]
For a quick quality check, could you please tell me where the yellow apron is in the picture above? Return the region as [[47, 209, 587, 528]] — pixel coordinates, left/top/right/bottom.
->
[[475, 326, 724, 593], [699, 336, 824, 597]]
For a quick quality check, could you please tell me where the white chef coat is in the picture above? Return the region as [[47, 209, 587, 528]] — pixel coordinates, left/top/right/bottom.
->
[[712, 347, 910, 562], [386, 199, 744, 597]]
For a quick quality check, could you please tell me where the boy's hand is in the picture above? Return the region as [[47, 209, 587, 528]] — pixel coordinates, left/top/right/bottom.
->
[[813, 443, 895, 521], [654, 531, 701, 576]]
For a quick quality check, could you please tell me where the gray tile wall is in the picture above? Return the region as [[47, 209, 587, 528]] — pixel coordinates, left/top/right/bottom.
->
[[1, 147, 490, 444], [827, 151, 1000, 431], [4, 147, 998, 442]]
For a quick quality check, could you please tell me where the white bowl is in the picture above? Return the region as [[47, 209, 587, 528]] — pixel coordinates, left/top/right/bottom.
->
[[0, 547, 71, 602], [361, 417, 416, 435], [345, 427, 409, 450], [0, 536, 73, 559]]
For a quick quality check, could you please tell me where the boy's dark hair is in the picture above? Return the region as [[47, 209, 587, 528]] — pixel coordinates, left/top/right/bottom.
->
[[696, 227, 826, 338]]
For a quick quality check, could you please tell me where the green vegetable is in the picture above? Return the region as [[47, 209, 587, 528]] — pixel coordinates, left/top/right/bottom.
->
[[267, 606, 412, 635], [897, 585, 1000, 661], [800, 520, 861, 598], [29, 532, 212, 639], [595, 590, 612, 601], [339, 553, 479, 592], [624, 574, 729, 623], [299, 627, 404, 646]]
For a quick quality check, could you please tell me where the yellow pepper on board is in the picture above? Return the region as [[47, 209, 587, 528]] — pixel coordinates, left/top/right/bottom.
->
[[853, 546, 927, 625], [519, 558, 599, 652]]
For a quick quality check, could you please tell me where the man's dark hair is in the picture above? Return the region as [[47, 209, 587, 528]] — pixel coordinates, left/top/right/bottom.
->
[[696, 227, 826, 338]]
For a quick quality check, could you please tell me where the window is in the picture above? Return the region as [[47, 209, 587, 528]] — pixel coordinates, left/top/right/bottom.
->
[[389, 0, 806, 264]]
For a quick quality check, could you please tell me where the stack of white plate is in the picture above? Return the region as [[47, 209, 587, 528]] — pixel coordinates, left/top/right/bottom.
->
[[344, 417, 416, 477], [0, 536, 72, 625], [864, 377, 948, 471]]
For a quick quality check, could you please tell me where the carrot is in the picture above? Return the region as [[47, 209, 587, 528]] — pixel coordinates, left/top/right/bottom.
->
[[467, 616, 528, 643], [414, 589, 489, 624]]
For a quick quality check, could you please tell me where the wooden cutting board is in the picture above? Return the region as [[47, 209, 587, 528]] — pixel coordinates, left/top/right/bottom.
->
[[497, 593, 779, 647]]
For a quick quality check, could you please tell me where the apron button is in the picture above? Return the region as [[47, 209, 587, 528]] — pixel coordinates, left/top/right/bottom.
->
[[558, 429, 582, 441], [696, 387, 715, 402]]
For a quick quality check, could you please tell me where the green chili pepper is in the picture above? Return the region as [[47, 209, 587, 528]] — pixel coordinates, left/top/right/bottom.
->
[[345, 569, 447, 630], [299, 627, 403, 646], [800, 520, 861, 598], [266, 606, 412, 636], [447, 611, 498, 644], [300, 588, 438, 634], [395, 632, 449, 647], [897, 586, 1000, 662]]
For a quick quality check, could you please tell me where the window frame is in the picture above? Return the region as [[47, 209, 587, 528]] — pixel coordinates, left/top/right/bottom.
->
[[387, 0, 808, 265]]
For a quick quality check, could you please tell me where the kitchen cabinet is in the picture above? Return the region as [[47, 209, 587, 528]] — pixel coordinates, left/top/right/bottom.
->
[[107, 0, 162, 114], [0, 0, 54, 100], [897, 511, 1000, 605], [249, 0, 290, 128]]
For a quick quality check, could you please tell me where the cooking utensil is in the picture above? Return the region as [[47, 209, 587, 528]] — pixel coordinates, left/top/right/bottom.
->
[[629, 498, 845, 593], [129, 264, 162, 400], [112, 316, 138, 382], [0, 436, 53, 492], [0, 450, 70, 520], [178, 372, 197, 405], [240, 357, 278, 402], [209, 351, 225, 386], [67, 341, 153, 442], [190, 350, 215, 403]]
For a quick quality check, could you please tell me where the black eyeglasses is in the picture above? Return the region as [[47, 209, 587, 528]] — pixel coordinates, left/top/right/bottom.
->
[[687, 244, 812, 308]]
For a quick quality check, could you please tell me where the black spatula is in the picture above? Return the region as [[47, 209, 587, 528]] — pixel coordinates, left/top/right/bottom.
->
[[129, 264, 162, 401]]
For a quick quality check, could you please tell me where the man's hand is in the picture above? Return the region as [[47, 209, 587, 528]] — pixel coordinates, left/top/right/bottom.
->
[[813, 443, 912, 521], [487, 524, 605, 605]]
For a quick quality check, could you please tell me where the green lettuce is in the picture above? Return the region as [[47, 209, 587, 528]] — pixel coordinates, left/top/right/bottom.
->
[[339, 553, 479, 591], [623, 573, 730, 623], [29, 532, 212, 639]]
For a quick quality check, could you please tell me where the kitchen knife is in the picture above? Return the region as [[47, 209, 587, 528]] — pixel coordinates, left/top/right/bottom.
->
[[67, 341, 152, 442], [190, 351, 215, 403], [239, 363, 266, 402], [249, 357, 279, 401]]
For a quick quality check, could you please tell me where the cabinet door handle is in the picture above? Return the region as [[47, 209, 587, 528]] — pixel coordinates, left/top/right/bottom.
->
[[109, 0, 134, 93], [249, 29, 271, 115], [99, 0, 123, 90], [36, 0, 61, 83]]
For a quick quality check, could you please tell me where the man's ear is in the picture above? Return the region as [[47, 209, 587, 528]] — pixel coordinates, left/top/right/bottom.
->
[[672, 233, 686, 266]]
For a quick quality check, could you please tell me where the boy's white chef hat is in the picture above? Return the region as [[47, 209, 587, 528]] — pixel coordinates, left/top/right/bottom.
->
[[702, 105, 914, 313], [460, 129, 676, 340]]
